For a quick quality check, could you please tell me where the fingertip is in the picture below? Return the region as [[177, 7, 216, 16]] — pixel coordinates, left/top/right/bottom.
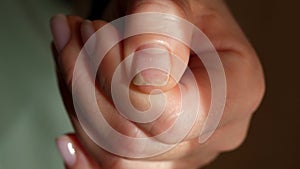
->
[[55, 134, 100, 169], [56, 135, 77, 168], [81, 20, 95, 44], [50, 14, 71, 53]]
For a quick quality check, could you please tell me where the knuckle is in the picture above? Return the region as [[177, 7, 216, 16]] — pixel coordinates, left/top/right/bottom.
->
[[222, 133, 247, 152], [241, 53, 266, 114], [218, 119, 250, 152], [225, 50, 265, 117]]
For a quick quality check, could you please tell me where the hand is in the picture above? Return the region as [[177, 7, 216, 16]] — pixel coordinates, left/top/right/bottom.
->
[[51, 0, 265, 168]]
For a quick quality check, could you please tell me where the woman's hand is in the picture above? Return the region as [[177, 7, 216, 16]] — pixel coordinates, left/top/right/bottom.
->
[[51, 0, 265, 168]]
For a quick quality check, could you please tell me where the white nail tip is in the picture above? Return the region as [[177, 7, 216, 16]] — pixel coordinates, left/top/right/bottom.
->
[[133, 71, 169, 86], [132, 47, 171, 87]]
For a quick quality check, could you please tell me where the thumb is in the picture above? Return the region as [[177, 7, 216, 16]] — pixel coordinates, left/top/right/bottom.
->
[[56, 134, 101, 169], [123, 0, 192, 92], [118, 0, 194, 143]]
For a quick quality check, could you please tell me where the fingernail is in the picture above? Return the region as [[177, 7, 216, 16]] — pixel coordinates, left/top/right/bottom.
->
[[50, 14, 70, 52], [81, 20, 94, 42], [56, 136, 76, 167], [81, 20, 98, 62], [132, 44, 171, 87], [133, 69, 169, 86]]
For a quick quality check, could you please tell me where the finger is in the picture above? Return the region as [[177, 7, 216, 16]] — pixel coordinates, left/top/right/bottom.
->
[[79, 19, 146, 139], [51, 15, 148, 141], [51, 15, 135, 140], [107, 0, 198, 144], [71, 121, 177, 169], [80, 19, 122, 98], [50, 15, 79, 119], [50, 14, 84, 89], [124, 0, 192, 92], [56, 134, 101, 169]]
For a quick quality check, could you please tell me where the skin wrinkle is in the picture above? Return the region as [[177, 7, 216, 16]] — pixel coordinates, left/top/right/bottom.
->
[[148, 104, 180, 136]]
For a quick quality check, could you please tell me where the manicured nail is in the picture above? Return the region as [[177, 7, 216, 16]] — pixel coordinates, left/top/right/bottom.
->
[[81, 20, 96, 56], [50, 14, 70, 52], [132, 44, 171, 87], [56, 136, 76, 167], [81, 20, 95, 42]]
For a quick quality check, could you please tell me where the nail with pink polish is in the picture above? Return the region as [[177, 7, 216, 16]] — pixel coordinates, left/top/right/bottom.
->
[[81, 20, 96, 57], [56, 136, 77, 167], [81, 20, 95, 43], [50, 14, 71, 52]]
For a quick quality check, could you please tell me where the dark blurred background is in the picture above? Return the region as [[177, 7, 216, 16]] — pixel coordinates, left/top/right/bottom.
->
[[0, 0, 299, 169]]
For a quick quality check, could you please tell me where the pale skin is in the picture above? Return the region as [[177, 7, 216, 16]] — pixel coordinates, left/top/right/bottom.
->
[[50, 0, 265, 169]]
